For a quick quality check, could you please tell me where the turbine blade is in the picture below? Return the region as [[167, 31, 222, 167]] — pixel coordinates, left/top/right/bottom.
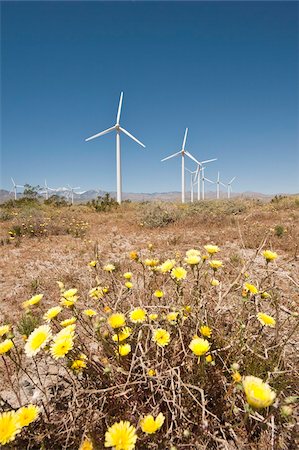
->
[[205, 178, 214, 184], [185, 150, 200, 165], [182, 127, 188, 150], [119, 127, 145, 148], [201, 158, 217, 164], [116, 92, 123, 124], [161, 151, 181, 162], [220, 182, 226, 187], [85, 126, 116, 142], [229, 176, 236, 184], [11, 177, 15, 186]]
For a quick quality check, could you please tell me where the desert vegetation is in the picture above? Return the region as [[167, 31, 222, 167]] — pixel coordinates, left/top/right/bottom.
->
[[0, 196, 298, 449]]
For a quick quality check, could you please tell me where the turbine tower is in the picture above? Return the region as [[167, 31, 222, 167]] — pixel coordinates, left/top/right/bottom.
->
[[227, 177, 236, 199], [10, 178, 24, 200], [201, 167, 215, 200], [85, 92, 146, 204], [216, 172, 226, 199], [66, 185, 81, 205], [161, 128, 201, 203], [194, 157, 217, 201], [186, 168, 197, 203], [42, 180, 57, 200]]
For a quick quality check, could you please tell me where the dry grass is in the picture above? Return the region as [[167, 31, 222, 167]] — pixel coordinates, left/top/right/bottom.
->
[[0, 197, 298, 449]]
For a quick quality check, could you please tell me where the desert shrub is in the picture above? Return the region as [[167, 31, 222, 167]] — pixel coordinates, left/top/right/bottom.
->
[[87, 193, 118, 212], [44, 194, 68, 207], [275, 224, 285, 237], [0, 243, 298, 449], [138, 202, 178, 227]]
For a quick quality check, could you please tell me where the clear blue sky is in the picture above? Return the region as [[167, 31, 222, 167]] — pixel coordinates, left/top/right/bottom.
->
[[1, 1, 298, 194]]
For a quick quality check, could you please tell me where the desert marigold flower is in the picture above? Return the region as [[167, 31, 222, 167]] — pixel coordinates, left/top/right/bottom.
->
[[79, 437, 93, 450], [204, 244, 220, 255], [123, 272, 132, 280], [108, 313, 126, 329], [257, 312, 276, 328], [105, 420, 137, 450], [130, 308, 147, 323], [129, 251, 139, 261], [200, 325, 212, 338], [153, 290, 164, 298], [71, 359, 87, 371], [112, 327, 132, 342], [16, 404, 39, 427], [56, 324, 76, 338], [22, 293, 43, 309], [88, 260, 98, 267], [83, 309, 97, 317], [210, 278, 220, 286], [103, 264, 116, 272], [50, 334, 74, 359], [148, 368, 156, 377], [166, 312, 179, 324], [144, 258, 160, 267], [184, 255, 201, 265], [171, 266, 187, 280], [149, 313, 158, 321], [262, 250, 278, 263], [205, 354, 213, 363], [243, 376, 276, 409], [140, 412, 165, 434], [186, 248, 201, 257], [152, 328, 170, 347], [209, 260, 223, 270], [261, 291, 271, 299], [0, 324, 11, 337], [63, 288, 78, 298], [118, 343, 131, 356], [89, 287, 104, 299], [232, 371, 242, 383], [125, 281, 133, 289], [24, 325, 52, 357], [244, 283, 258, 295], [158, 259, 176, 273], [189, 337, 210, 356], [0, 411, 21, 445], [0, 339, 13, 355], [60, 317, 77, 327], [43, 306, 62, 322]]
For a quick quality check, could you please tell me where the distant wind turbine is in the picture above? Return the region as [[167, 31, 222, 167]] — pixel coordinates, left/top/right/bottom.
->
[[10, 178, 24, 200], [194, 157, 218, 201], [65, 185, 81, 205], [42, 180, 57, 200], [85, 92, 146, 204], [201, 167, 215, 200], [186, 168, 197, 203], [227, 177, 236, 199], [216, 172, 226, 199], [161, 128, 201, 203]]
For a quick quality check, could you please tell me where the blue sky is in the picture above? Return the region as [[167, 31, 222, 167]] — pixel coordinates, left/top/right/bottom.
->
[[1, 1, 298, 195]]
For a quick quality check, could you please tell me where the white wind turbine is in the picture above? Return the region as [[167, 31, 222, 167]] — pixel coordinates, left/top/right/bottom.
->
[[201, 167, 215, 200], [161, 128, 202, 203], [185, 168, 197, 203], [216, 172, 226, 199], [227, 176, 236, 199], [66, 185, 81, 205], [42, 180, 57, 200], [10, 178, 24, 200], [194, 157, 218, 201], [85, 92, 145, 204]]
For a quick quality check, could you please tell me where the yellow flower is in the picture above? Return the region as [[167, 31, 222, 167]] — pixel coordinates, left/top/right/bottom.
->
[[148, 369, 156, 377], [129, 251, 139, 261], [189, 337, 210, 356], [152, 328, 170, 347], [0, 339, 13, 355], [79, 437, 93, 450], [210, 278, 220, 286], [60, 317, 77, 327], [88, 260, 98, 267], [105, 420, 137, 450], [204, 244, 220, 255], [16, 404, 39, 427], [209, 260, 223, 270], [186, 249, 201, 257], [123, 272, 132, 280], [205, 354, 213, 363], [71, 359, 87, 371], [243, 376, 276, 409], [22, 294, 43, 309], [144, 259, 160, 267], [171, 267, 187, 280], [83, 309, 97, 317], [232, 371, 242, 383], [125, 281, 133, 289], [184, 255, 201, 265], [244, 283, 258, 295], [63, 288, 78, 298], [130, 308, 147, 323], [200, 325, 212, 338], [149, 313, 158, 321], [158, 259, 176, 273], [140, 412, 165, 434], [257, 312, 276, 328], [154, 290, 164, 298], [0, 324, 11, 337], [108, 313, 126, 329], [261, 291, 271, 299], [89, 287, 104, 299], [24, 325, 52, 357], [112, 327, 132, 342], [118, 343, 131, 356], [262, 250, 278, 263], [43, 306, 62, 322], [166, 312, 179, 324], [50, 334, 74, 359], [0, 411, 21, 445], [103, 264, 116, 272]]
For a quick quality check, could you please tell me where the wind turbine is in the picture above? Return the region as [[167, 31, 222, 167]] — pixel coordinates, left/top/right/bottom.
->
[[185, 168, 197, 203], [42, 180, 57, 200], [161, 128, 202, 203], [216, 172, 226, 199], [85, 92, 145, 204], [10, 178, 24, 200], [66, 185, 81, 205], [201, 167, 215, 200], [194, 157, 218, 201], [227, 177, 236, 199]]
